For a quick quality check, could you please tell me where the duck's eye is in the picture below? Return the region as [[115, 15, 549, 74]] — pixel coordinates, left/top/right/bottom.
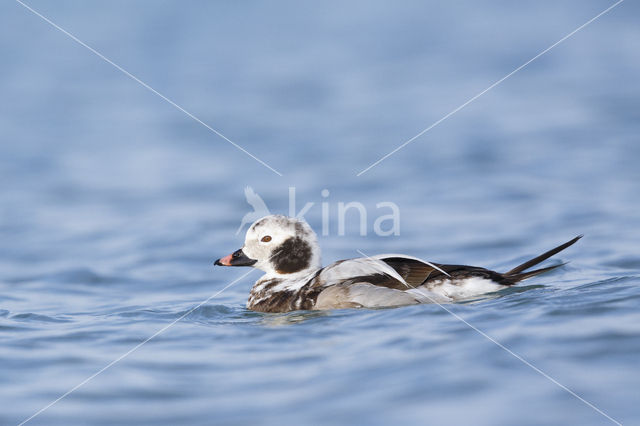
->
[[261, 235, 272, 243]]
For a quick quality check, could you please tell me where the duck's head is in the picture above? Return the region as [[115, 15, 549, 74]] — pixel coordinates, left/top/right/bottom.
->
[[215, 215, 321, 276]]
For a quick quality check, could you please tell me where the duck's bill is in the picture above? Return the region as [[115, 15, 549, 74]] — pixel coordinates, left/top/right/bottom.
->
[[214, 248, 257, 267]]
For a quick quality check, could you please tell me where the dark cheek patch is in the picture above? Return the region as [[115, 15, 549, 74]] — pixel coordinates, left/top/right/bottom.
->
[[272, 237, 311, 274]]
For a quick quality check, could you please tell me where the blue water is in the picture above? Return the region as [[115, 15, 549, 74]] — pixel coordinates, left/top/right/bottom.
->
[[1, 1, 639, 425]]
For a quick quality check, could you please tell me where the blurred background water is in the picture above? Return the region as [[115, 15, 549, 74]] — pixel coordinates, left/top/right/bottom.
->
[[1, 0, 639, 425]]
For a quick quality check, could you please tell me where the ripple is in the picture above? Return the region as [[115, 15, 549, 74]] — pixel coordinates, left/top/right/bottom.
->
[[572, 276, 636, 290], [9, 312, 72, 323], [8, 267, 136, 287], [106, 304, 249, 325], [603, 256, 640, 270], [181, 304, 237, 320]]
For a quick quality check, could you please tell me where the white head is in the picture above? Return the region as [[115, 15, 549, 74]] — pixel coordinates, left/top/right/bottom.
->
[[215, 215, 322, 277]]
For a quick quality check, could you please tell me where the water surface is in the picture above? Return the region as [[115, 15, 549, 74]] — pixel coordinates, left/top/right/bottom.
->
[[1, 1, 639, 425]]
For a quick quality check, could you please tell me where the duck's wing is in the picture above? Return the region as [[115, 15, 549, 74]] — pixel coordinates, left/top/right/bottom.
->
[[315, 255, 453, 290], [312, 256, 500, 309], [374, 255, 510, 302], [312, 256, 482, 309], [315, 257, 409, 290], [373, 254, 456, 287], [311, 258, 426, 309]]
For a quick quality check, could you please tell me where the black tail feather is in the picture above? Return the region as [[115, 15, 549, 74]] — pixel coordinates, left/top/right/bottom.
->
[[504, 235, 582, 282], [506, 262, 568, 283]]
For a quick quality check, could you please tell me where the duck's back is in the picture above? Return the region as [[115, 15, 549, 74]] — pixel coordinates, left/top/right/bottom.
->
[[311, 256, 507, 309]]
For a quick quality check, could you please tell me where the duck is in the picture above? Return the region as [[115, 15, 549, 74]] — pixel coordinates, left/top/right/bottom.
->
[[214, 215, 581, 313]]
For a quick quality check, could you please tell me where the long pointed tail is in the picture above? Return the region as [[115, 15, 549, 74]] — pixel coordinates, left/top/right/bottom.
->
[[505, 235, 582, 282]]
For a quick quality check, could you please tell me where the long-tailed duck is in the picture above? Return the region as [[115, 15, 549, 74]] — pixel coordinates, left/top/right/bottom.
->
[[215, 215, 581, 313]]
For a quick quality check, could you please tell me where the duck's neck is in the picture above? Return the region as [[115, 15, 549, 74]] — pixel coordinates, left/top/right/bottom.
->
[[257, 266, 321, 290]]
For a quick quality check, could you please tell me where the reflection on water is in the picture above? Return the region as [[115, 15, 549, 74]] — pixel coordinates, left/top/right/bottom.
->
[[259, 310, 333, 327]]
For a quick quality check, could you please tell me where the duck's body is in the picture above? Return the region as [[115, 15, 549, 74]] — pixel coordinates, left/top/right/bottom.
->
[[215, 215, 581, 313]]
